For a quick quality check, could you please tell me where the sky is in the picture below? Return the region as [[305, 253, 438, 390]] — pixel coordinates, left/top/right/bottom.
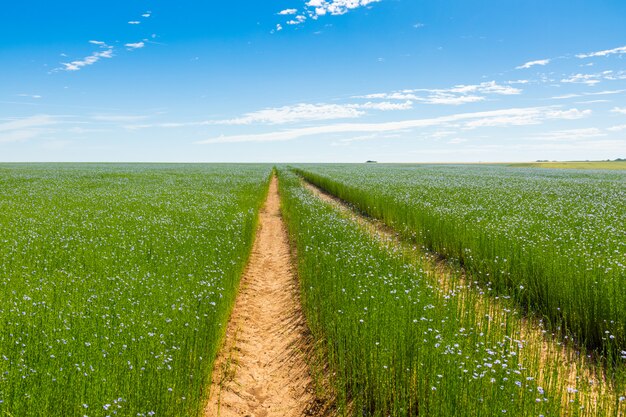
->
[[1, 0, 626, 163]]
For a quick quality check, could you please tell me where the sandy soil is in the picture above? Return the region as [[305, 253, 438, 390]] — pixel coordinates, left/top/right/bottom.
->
[[205, 176, 320, 417]]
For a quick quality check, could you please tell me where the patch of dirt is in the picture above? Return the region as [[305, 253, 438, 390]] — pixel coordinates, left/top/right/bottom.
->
[[205, 176, 323, 417]]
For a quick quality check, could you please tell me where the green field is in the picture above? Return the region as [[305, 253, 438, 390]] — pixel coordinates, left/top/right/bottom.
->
[[0, 164, 271, 416], [279, 168, 624, 416], [294, 164, 626, 353], [509, 161, 626, 170], [1, 163, 624, 416]]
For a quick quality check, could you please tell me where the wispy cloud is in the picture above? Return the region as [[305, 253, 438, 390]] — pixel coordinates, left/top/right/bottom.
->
[[576, 45, 626, 58], [607, 124, 626, 132], [516, 59, 550, 70], [559, 71, 626, 86], [17, 94, 42, 99], [129, 101, 412, 129], [58, 42, 114, 72], [528, 128, 606, 141], [612, 107, 626, 115], [55, 1, 158, 72], [125, 41, 145, 50], [0, 115, 59, 143], [463, 108, 590, 129], [223, 103, 364, 125], [358, 101, 413, 111], [91, 114, 150, 122], [553, 89, 626, 100], [278, 9, 298, 15], [358, 81, 521, 106], [196, 106, 591, 144]]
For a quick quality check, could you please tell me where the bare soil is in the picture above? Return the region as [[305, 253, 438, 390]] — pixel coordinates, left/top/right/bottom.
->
[[205, 176, 321, 417]]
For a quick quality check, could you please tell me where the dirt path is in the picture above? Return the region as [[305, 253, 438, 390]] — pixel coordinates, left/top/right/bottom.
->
[[205, 175, 318, 417]]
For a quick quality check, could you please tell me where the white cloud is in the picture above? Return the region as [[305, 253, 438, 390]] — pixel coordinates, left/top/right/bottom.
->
[[358, 81, 521, 106], [361, 92, 420, 100], [131, 100, 413, 129], [425, 94, 485, 105], [0, 115, 59, 143], [0, 130, 44, 143], [287, 15, 307, 25], [588, 89, 626, 96], [551, 109, 593, 119], [516, 59, 550, 70], [215, 101, 412, 125], [309, 0, 381, 16], [277, 0, 381, 28], [612, 107, 626, 115], [607, 124, 626, 132], [449, 81, 522, 95], [430, 130, 457, 139], [125, 42, 145, 50], [223, 103, 364, 125], [142, 11, 152, 18], [552, 94, 581, 100], [561, 72, 607, 86], [59, 43, 114, 72], [463, 108, 591, 129], [128, 21, 141, 25], [573, 75, 602, 85], [0, 115, 59, 132], [358, 101, 413, 111], [92, 114, 149, 122], [552, 89, 626, 101], [196, 106, 591, 144], [576, 45, 626, 58], [529, 128, 606, 141], [17, 94, 42, 99], [576, 100, 610, 104]]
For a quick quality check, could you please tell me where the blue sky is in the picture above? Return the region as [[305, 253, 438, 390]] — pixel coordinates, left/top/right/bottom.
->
[[1, 0, 626, 162]]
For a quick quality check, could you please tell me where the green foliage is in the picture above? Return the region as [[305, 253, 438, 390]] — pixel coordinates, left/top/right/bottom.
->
[[278, 169, 570, 417], [293, 164, 626, 353], [0, 164, 271, 417]]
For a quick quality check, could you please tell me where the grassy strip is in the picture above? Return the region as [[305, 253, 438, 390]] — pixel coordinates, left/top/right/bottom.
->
[[293, 165, 626, 354], [278, 168, 581, 416], [0, 163, 271, 417]]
